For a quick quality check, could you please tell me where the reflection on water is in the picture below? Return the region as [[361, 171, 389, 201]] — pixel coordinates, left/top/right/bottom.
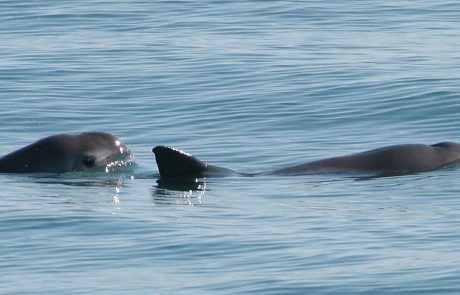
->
[[111, 187, 122, 215], [156, 177, 207, 191], [152, 178, 206, 206], [32, 175, 129, 188]]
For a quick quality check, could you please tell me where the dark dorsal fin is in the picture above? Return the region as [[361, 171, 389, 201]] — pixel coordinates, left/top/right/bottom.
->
[[152, 146, 208, 178]]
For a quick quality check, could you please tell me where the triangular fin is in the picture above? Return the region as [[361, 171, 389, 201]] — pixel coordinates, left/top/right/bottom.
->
[[152, 146, 208, 178]]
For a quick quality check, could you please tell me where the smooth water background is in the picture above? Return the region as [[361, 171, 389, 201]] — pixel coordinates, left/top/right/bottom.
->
[[2, 1, 460, 294]]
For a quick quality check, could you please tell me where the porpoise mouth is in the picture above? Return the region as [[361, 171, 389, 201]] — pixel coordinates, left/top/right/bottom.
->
[[103, 147, 135, 173]]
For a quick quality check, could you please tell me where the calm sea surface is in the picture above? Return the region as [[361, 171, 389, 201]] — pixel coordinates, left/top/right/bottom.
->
[[2, 1, 460, 294]]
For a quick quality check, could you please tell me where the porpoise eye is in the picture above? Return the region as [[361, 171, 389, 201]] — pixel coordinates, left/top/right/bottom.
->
[[83, 155, 96, 168]]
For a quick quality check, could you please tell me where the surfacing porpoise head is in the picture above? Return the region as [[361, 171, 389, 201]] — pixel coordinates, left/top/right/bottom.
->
[[69, 132, 133, 172], [0, 132, 133, 173]]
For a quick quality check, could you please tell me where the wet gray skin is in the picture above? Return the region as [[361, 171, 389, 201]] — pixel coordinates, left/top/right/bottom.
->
[[152, 142, 460, 179]]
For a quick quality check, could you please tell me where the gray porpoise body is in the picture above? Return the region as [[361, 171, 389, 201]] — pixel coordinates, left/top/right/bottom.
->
[[0, 132, 131, 173], [271, 142, 460, 175], [153, 142, 460, 179]]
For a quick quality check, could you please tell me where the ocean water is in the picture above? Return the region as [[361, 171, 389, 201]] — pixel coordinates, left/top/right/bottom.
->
[[2, 1, 460, 294]]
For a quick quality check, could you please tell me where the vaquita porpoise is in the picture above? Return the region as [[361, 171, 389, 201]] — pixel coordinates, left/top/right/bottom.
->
[[153, 142, 460, 178]]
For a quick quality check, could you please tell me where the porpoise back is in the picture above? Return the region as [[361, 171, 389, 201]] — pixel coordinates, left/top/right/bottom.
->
[[152, 146, 235, 178], [152, 142, 460, 179]]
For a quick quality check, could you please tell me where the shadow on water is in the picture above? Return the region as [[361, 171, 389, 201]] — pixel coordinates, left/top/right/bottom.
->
[[1, 171, 134, 189], [34, 176, 129, 188], [152, 178, 207, 206], [149, 167, 459, 206], [156, 177, 207, 191]]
